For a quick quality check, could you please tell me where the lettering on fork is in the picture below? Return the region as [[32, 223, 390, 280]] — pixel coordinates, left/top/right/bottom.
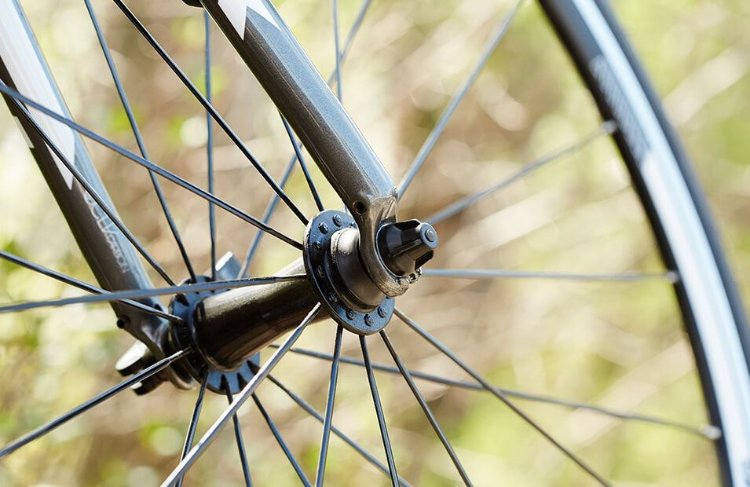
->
[[83, 191, 131, 274]]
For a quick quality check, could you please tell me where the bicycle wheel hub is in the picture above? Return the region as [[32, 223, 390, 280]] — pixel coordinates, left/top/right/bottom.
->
[[304, 210, 395, 334], [169, 276, 260, 394], [163, 211, 437, 391]]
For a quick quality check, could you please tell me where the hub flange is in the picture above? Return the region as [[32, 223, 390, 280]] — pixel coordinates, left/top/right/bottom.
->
[[169, 275, 259, 394], [304, 210, 394, 335]]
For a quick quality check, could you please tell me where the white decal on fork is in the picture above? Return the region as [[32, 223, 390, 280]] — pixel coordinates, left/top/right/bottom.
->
[[0, 0, 75, 189], [218, 0, 280, 38]]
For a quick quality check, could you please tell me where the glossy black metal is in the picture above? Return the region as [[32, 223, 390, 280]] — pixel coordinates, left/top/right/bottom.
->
[[181, 210, 408, 373], [191, 260, 321, 370], [304, 210, 394, 335], [378, 220, 438, 277], [169, 275, 260, 393], [199, 0, 407, 297]]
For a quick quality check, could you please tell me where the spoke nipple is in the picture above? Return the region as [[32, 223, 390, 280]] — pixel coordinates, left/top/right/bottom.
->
[[316, 265, 325, 278], [318, 222, 329, 234], [364, 314, 374, 326], [345, 308, 355, 320], [332, 214, 343, 227], [328, 293, 338, 303], [703, 425, 722, 440], [377, 306, 386, 318], [314, 239, 323, 250]]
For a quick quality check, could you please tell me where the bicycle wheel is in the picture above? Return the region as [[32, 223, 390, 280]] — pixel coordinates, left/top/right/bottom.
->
[[0, 0, 748, 485]]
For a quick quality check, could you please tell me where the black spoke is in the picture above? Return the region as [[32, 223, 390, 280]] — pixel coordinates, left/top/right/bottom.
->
[[422, 268, 679, 283], [0, 349, 188, 458], [238, 0, 374, 277], [427, 121, 617, 224], [336, 0, 372, 71], [160, 304, 321, 486], [280, 115, 325, 212], [332, 0, 343, 101], [176, 370, 209, 487], [10, 99, 175, 285], [112, 0, 308, 225], [275, 345, 718, 440], [395, 309, 610, 486], [224, 380, 253, 487], [397, 0, 526, 198], [0, 249, 181, 323], [315, 325, 343, 487], [252, 393, 312, 486], [380, 331, 471, 485], [360, 336, 399, 486], [0, 275, 305, 314], [205, 10, 217, 280], [84, 0, 196, 281], [238, 153, 299, 277], [266, 374, 410, 487], [0, 81, 303, 251]]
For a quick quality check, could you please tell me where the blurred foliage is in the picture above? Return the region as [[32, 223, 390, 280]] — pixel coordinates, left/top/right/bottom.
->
[[0, 0, 748, 485]]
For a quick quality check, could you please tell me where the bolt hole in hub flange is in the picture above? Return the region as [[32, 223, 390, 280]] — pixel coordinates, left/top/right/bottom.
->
[[169, 275, 260, 394]]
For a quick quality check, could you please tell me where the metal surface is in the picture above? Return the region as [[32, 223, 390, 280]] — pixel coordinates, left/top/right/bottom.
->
[[200, 0, 408, 297], [188, 259, 321, 370], [304, 211, 395, 335], [181, 211, 398, 374], [0, 0, 172, 378], [169, 275, 260, 393]]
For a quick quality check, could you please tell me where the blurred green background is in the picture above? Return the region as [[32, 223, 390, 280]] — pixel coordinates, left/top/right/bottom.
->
[[1, 0, 749, 485]]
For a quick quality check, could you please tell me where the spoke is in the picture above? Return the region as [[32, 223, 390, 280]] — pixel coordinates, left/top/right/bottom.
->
[[427, 121, 617, 224], [252, 393, 312, 486], [360, 336, 399, 486], [0, 81, 303, 251], [315, 325, 343, 487], [332, 0, 343, 101], [9, 99, 175, 285], [84, 0, 196, 281], [280, 115, 325, 212], [238, 0, 374, 277], [397, 0, 526, 198], [422, 268, 679, 283], [336, 0, 372, 71], [0, 349, 188, 458], [275, 345, 718, 440], [113, 0, 308, 225], [0, 275, 305, 314], [380, 331, 471, 485], [266, 374, 411, 487], [175, 370, 209, 487], [205, 11, 217, 280], [395, 309, 610, 486], [224, 381, 253, 487], [0, 249, 180, 323], [160, 304, 321, 487], [238, 153, 299, 277]]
